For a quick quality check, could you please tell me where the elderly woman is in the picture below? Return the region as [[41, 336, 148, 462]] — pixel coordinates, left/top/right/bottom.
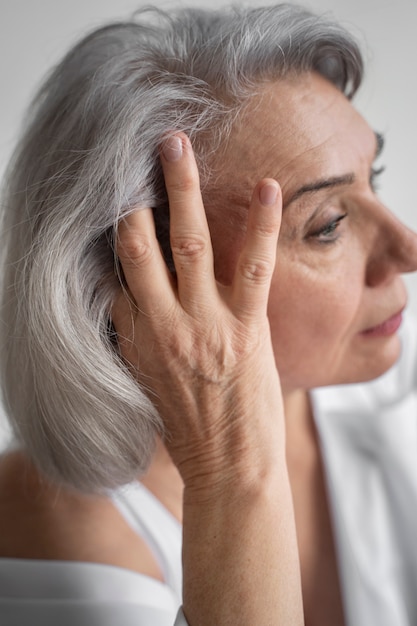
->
[[0, 3, 417, 625]]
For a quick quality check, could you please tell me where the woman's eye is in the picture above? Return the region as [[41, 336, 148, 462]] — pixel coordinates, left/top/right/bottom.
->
[[308, 213, 347, 243], [370, 165, 386, 192]]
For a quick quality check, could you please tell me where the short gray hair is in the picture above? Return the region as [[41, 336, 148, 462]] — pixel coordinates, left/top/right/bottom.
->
[[0, 3, 363, 492]]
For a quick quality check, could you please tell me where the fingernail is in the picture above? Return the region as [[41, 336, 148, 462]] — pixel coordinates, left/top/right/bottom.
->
[[259, 182, 279, 206], [162, 136, 183, 162]]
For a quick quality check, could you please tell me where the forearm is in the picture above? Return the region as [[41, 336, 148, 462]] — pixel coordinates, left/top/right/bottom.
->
[[181, 464, 303, 626]]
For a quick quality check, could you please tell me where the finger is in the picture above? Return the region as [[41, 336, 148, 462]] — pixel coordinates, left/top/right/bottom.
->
[[160, 133, 217, 313], [115, 207, 176, 319], [231, 179, 282, 321]]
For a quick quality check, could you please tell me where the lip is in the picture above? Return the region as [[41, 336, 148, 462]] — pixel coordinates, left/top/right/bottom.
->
[[360, 309, 404, 338]]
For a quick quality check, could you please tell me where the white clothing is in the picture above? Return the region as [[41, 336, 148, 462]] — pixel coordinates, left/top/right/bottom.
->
[[0, 558, 187, 626], [1, 314, 417, 624], [0, 482, 187, 625], [313, 311, 417, 625]]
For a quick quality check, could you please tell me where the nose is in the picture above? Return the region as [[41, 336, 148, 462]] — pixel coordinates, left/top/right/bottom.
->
[[365, 203, 417, 288]]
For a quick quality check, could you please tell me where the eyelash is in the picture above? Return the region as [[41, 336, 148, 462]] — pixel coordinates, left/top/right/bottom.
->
[[370, 165, 386, 192], [306, 165, 385, 245], [309, 213, 348, 243]]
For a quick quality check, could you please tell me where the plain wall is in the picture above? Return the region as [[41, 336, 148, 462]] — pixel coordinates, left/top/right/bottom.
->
[[1, 0, 416, 305]]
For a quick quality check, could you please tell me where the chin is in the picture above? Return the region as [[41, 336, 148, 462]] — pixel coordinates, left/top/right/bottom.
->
[[339, 333, 403, 386]]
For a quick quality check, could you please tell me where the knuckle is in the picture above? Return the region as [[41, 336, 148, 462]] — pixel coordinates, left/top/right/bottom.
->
[[238, 258, 272, 284], [253, 222, 279, 238], [171, 234, 207, 259], [119, 233, 154, 267], [171, 172, 195, 194]]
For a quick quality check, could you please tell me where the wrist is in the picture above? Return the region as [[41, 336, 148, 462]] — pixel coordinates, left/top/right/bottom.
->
[[181, 450, 290, 507]]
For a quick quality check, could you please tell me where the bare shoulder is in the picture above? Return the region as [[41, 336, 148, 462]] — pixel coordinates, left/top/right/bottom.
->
[[0, 450, 163, 582]]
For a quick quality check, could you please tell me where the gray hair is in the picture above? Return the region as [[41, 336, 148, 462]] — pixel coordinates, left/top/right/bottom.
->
[[0, 3, 363, 492]]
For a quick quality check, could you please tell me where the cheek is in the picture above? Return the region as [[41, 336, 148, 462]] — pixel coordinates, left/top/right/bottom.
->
[[267, 259, 364, 389]]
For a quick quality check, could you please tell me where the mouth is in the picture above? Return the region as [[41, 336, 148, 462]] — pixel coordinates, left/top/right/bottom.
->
[[360, 308, 405, 338]]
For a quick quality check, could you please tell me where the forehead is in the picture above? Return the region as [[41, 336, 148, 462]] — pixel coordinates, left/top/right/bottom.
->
[[223, 72, 376, 204]]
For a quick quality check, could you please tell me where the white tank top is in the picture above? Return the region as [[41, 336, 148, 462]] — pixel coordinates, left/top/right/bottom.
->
[[0, 480, 185, 625], [111, 480, 183, 601]]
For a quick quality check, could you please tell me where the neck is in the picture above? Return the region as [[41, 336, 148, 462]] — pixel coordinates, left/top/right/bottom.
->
[[283, 388, 310, 424], [282, 388, 319, 483], [140, 437, 184, 522]]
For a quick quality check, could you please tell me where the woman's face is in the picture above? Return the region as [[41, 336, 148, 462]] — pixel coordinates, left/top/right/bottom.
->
[[208, 72, 417, 393]]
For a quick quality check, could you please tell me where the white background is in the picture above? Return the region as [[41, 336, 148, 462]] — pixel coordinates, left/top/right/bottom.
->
[[0, 0, 416, 348]]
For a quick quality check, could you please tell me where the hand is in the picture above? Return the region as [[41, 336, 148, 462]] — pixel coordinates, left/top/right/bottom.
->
[[113, 133, 285, 496], [113, 134, 303, 624]]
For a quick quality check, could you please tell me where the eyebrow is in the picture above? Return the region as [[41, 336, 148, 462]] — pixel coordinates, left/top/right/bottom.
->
[[285, 173, 355, 207], [284, 130, 385, 209]]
